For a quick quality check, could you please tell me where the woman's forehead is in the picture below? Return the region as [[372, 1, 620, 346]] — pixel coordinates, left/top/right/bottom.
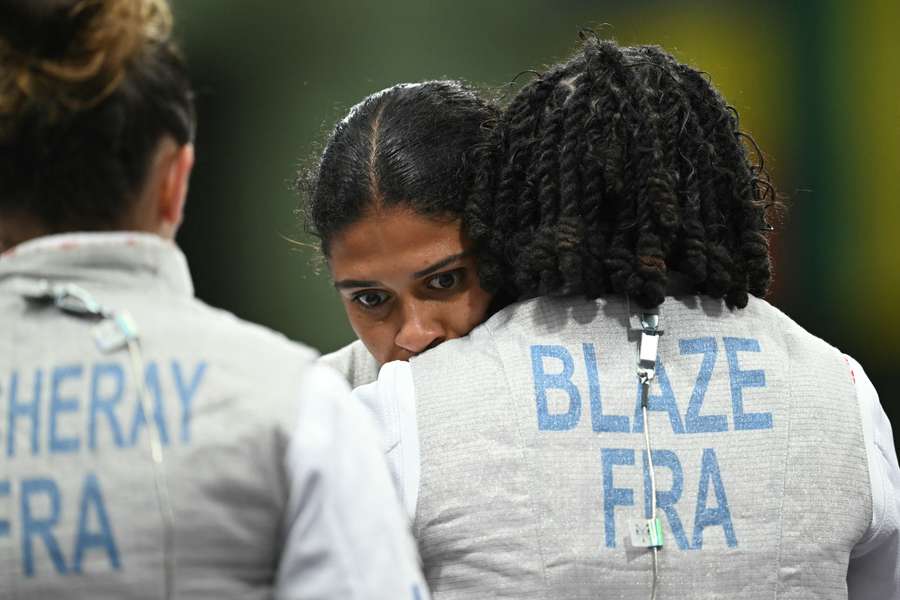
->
[[328, 206, 468, 283]]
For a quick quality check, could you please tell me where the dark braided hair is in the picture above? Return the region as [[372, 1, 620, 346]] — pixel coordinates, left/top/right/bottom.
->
[[466, 37, 776, 309], [300, 81, 498, 256]]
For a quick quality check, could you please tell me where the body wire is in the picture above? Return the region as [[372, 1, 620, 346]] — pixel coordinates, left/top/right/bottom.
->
[[639, 310, 662, 600], [24, 282, 175, 600], [125, 336, 175, 600]]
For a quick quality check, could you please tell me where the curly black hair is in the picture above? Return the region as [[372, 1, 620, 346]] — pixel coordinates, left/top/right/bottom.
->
[[467, 37, 776, 309], [300, 81, 498, 256]]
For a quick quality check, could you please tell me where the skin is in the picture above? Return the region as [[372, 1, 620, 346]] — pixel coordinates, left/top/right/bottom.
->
[[0, 136, 194, 251], [328, 205, 494, 365]]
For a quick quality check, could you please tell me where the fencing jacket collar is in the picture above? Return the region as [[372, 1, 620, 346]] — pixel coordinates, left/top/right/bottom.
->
[[0, 231, 194, 298]]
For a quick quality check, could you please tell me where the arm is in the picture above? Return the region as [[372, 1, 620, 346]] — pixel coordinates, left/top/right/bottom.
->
[[318, 339, 381, 389], [275, 364, 428, 599], [846, 356, 900, 599]]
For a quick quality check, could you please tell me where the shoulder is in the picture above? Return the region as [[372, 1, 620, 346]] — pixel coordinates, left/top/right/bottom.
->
[[742, 296, 833, 348], [144, 298, 320, 402], [319, 339, 380, 388], [183, 297, 317, 361], [291, 363, 360, 449]]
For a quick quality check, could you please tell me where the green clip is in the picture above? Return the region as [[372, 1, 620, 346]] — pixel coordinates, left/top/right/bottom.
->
[[649, 517, 664, 548]]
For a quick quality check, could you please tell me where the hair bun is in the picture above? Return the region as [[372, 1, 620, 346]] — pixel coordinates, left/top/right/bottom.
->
[[0, 0, 173, 117]]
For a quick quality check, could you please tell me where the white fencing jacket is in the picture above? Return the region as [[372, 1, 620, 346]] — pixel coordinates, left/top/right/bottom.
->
[[355, 295, 899, 599], [0, 232, 428, 599]]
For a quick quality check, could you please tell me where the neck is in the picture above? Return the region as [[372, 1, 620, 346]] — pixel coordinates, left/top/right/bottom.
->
[[0, 204, 174, 254], [0, 213, 55, 253]]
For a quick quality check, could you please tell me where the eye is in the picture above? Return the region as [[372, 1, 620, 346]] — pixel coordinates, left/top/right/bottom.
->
[[427, 270, 463, 291], [352, 290, 390, 309]]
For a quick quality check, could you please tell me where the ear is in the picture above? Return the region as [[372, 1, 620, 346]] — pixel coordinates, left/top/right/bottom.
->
[[158, 142, 194, 234]]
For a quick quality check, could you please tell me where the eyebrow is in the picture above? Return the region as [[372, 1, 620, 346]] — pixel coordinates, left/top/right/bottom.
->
[[332, 251, 470, 290], [334, 278, 381, 290], [411, 251, 470, 279]]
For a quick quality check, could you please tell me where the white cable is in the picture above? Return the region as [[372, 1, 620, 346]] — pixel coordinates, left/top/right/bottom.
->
[[24, 283, 176, 600], [642, 387, 660, 600], [638, 310, 662, 600], [126, 336, 175, 600]]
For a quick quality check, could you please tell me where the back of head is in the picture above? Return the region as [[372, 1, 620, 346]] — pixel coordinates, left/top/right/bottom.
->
[[303, 81, 498, 255], [468, 36, 776, 309], [0, 0, 195, 235]]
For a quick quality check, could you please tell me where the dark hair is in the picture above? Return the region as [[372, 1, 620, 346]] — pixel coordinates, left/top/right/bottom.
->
[[467, 37, 777, 309], [0, 0, 195, 232], [300, 81, 498, 256]]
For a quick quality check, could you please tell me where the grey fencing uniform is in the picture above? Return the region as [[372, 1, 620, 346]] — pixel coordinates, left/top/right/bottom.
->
[[400, 294, 881, 599], [320, 339, 380, 389], [0, 233, 427, 599]]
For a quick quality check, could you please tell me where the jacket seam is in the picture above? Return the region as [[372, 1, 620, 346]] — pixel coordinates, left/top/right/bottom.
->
[[772, 324, 793, 599]]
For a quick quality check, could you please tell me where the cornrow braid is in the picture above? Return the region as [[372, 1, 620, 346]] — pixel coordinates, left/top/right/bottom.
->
[[466, 37, 776, 310]]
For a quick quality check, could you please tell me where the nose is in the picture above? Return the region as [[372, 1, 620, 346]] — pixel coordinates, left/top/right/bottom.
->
[[394, 301, 446, 356]]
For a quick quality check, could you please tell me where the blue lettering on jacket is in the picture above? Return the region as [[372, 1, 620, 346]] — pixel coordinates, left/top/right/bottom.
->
[[0, 480, 9, 538], [602, 448, 635, 548], [127, 361, 168, 448], [7, 370, 43, 457], [50, 365, 82, 454], [530, 337, 770, 437], [584, 343, 629, 432], [1, 358, 208, 577], [89, 363, 125, 449], [21, 478, 67, 576], [532, 346, 581, 431], [692, 448, 737, 548], [724, 337, 771, 431], [11, 474, 121, 577], [173, 361, 206, 444], [529, 337, 773, 554], [600, 447, 739, 551], [73, 473, 120, 573], [680, 338, 727, 433], [4, 359, 205, 456]]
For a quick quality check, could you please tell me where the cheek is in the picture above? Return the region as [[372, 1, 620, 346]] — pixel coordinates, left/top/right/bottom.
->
[[342, 304, 395, 363]]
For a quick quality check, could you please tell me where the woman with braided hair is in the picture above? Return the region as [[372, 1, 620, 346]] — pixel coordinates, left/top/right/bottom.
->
[[356, 37, 899, 598], [0, 1, 428, 597], [466, 39, 773, 309]]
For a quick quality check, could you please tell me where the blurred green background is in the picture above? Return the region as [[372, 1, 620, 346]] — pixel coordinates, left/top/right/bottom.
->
[[172, 1, 897, 438]]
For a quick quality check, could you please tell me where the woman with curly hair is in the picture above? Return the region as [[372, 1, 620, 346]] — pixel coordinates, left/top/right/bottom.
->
[[358, 37, 899, 598], [0, 1, 426, 597]]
